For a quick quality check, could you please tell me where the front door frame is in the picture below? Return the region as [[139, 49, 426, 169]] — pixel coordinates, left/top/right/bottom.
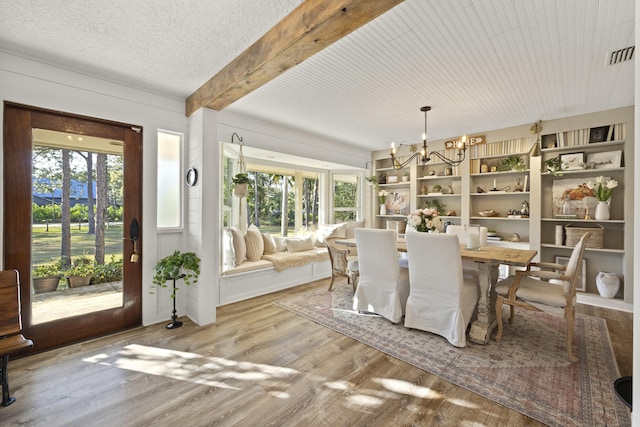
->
[[3, 102, 142, 352]]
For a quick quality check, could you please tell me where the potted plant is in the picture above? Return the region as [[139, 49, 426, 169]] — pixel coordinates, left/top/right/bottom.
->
[[152, 250, 201, 329], [66, 255, 94, 288], [497, 155, 526, 172], [232, 173, 250, 198], [544, 156, 563, 175], [32, 261, 63, 294]]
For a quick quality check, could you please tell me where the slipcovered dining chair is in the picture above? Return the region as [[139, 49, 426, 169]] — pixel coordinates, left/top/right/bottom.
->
[[327, 240, 359, 292], [445, 225, 487, 280], [494, 232, 591, 362], [353, 228, 409, 324], [404, 232, 480, 347]]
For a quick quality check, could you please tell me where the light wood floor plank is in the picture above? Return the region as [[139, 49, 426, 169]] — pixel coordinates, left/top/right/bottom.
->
[[0, 278, 632, 426]]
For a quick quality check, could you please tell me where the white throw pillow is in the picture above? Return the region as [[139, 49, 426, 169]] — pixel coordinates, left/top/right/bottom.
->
[[245, 224, 264, 261], [316, 223, 347, 246], [342, 220, 365, 239], [230, 228, 246, 266], [222, 228, 236, 271], [262, 233, 276, 255], [286, 235, 315, 252], [273, 236, 288, 252]]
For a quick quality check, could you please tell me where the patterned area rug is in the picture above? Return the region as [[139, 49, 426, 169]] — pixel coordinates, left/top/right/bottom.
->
[[274, 285, 630, 426]]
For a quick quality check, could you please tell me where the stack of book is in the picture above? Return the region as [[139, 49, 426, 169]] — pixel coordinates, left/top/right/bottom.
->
[[487, 235, 503, 241]]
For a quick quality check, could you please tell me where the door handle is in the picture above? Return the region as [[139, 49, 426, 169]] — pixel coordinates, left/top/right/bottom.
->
[[129, 218, 140, 263]]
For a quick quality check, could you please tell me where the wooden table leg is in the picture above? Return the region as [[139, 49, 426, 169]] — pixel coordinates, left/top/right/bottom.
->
[[468, 262, 499, 344]]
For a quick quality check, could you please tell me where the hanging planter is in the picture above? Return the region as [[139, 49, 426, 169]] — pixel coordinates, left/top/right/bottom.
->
[[232, 173, 250, 198]]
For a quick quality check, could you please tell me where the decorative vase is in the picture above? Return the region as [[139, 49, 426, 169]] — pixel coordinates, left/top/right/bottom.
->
[[596, 271, 620, 298], [595, 200, 610, 220], [379, 204, 386, 215]]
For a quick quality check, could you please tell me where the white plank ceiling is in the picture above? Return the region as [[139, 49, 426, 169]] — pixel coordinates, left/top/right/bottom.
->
[[0, 0, 635, 153]]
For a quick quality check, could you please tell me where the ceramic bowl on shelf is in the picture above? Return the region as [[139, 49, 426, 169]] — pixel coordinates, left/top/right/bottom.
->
[[478, 209, 499, 217]]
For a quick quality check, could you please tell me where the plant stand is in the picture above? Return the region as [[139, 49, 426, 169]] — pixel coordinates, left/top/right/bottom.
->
[[166, 274, 186, 329]]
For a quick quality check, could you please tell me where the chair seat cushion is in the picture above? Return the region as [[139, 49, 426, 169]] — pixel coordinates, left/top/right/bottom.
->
[[496, 275, 567, 308], [347, 259, 359, 272]]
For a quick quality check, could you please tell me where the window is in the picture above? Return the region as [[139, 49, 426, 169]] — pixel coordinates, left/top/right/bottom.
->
[[332, 173, 360, 222], [157, 130, 182, 228]]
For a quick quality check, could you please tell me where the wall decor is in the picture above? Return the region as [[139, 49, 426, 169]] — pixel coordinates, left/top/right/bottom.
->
[[560, 152, 584, 170], [186, 167, 198, 186], [555, 256, 587, 292], [551, 177, 604, 217], [586, 150, 622, 169], [589, 126, 610, 143]]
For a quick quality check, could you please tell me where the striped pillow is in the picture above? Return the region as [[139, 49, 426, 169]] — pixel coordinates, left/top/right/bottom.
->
[[245, 224, 264, 261]]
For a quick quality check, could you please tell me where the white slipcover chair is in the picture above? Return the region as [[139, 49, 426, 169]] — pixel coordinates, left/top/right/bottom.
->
[[445, 225, 487, 280], [404, 232, 480, 347], [353, 228, 409, 324]]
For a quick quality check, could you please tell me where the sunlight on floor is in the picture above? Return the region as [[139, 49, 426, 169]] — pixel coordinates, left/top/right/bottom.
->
[[83, 344, 299, 390]]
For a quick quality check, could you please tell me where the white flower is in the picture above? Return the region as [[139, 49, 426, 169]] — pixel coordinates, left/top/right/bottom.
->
[[378, 190, 388, 197], [596, 176, 605, 185], [606, 179, 618, 189]]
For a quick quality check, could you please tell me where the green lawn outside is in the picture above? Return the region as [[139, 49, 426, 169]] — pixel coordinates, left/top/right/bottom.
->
[[32, 224, 123, 266]]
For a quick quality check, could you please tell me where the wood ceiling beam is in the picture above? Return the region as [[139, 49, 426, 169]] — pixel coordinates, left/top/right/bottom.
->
[[186, 0, 404, 116]]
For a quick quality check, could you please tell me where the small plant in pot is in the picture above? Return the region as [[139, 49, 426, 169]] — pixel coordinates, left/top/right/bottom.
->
[[66, 255, 95, 288], [232, 173, 250, 198], [152, 250, 201, 329], [32, 261, 63, 294]]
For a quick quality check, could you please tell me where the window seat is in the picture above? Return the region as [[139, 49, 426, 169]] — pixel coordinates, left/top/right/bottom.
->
[[219, 248, 331, 306]]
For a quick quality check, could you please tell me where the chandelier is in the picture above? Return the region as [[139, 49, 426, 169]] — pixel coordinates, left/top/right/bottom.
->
[[390, 106, 467, 169]]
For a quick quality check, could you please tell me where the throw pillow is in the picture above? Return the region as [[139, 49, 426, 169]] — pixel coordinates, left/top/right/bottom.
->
[[262, 233, 276, 255], [222, 228, 236, 271], [245, 224, 264, 261], [273, 236, 288, 252], [342, 220, 365, 239], [286, 235, 315, 252], [230, 228, 246, 266], [316, 223, 347, 246]]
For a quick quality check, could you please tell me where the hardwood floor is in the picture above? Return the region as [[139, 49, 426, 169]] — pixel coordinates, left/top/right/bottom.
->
[[1, 278, 632, 426]]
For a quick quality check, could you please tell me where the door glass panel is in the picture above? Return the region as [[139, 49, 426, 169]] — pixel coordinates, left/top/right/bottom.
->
[[31, 129, 124, 324]]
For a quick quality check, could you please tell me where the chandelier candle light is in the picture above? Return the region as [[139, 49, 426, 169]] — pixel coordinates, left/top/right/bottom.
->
[[390, 106, 467, 169]]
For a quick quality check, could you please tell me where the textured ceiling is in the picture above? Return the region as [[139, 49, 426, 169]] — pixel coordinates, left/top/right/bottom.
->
[[0, 0, 635, 153]]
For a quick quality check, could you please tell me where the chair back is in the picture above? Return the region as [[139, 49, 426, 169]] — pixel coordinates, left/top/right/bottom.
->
[[445, 225, 466, 244], [355, 228, 400, 287], [563, 232, 591, 295], [406, 232, 465, 298], [327, 241, 348, 273], [0, 270, 23, 337]]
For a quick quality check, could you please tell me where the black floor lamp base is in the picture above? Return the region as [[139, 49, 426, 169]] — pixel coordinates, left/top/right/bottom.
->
[[166, 319, 183, 329], [166, 277, 183, 330]]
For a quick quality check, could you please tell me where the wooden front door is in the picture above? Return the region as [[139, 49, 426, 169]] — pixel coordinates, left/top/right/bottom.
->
[[3, 102, 142, 352]]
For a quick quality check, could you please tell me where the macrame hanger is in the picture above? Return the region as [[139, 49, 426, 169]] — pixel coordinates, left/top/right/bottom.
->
[[231, 132, 246, 174]]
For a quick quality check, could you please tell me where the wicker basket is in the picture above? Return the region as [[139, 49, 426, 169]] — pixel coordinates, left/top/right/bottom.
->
[[564, 223, 604, 249]]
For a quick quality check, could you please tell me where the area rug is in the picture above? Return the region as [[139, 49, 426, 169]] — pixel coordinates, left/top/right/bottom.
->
[[274, 285, 630, 427]]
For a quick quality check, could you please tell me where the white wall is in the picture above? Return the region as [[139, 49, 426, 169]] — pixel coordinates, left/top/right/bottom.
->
[[1, 51, 373, 328], [0, 51, 188, 326]]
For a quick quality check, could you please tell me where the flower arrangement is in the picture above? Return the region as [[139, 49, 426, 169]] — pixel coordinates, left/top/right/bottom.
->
[[377, 190, 388, 205], [587, 176, 618, 202], [408, 208, 443, 233]]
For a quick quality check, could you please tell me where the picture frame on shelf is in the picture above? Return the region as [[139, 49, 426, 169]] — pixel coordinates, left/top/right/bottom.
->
[[555, 256, 587, 292], [386, 190, 409, 215], [387, 175, 398, 183], [560, 152, 585, 170], [551, 177, 604, 217], [589, 126, 610, 143], [585, 150, 622, 169]]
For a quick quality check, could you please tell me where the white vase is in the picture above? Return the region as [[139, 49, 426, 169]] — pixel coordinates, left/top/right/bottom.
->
[[596, 272, 620, 298], [379, 204, 386, 215], [595, 200, 610, 220]]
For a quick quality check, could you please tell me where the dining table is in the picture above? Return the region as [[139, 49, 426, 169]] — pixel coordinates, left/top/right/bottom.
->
[[334, 236, 537, 344]]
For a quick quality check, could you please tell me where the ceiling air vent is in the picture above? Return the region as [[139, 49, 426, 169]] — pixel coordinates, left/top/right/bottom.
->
[[607, 46, 634, 66]]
